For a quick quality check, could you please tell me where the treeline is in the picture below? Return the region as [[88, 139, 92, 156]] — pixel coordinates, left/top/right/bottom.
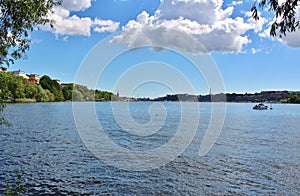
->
[[0, 72, 114, 102], [152, 91, 300, 104], [287, 93, 300, 103]]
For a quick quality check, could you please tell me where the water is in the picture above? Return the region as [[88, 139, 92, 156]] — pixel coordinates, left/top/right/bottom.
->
[[0, 102, 299, 195]]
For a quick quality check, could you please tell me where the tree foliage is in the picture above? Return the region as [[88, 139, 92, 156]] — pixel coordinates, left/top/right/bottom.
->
[[0, 72, 116, 103], [62, 83, 73, 101], [0, 0, 61, 66], [252, 0, 300, 37], [74, 84, 94, 101], [40, 75, 64, 101], [0, 100, 10, 126], [0, 72, 50, 102], [95, 89, 113, 101], [35, 85, 49, 102], [289, 92, 300, 103], [0, 71, 27, 101]]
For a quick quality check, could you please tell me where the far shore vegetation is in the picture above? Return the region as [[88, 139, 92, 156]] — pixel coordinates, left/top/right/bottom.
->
[[152, 91, 300, 104], [0, 71, 300, 104], [0, 71, 115, 103]]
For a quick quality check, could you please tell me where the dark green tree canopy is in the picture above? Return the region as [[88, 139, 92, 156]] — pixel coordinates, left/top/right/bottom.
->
[[252, 0, 300, 37], [40, 75, 64, 101], [0, 0, 60, 66]]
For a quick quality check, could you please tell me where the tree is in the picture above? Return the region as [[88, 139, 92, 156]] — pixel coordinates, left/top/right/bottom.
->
[[0, 100, 10, 126], [62, 83, 74, 101], [0, 72, 29, 101], [7, 76, 27, 101], [289, 93, 300, 103], [45, 89, 55, 102], [74, 84, 94, 101], [0, 0, 61, 66], [24, 84, 38, 99], [35, 85, 49, 102], [252, 0, 300, 37], [72, 89, 84, 101], [0, 72, 11, 99], [40, 75, 64, 101], [95, 89, 113, 101]]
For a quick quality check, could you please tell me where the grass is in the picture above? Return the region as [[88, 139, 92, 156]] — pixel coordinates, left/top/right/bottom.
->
[[14, 98, 36, 103]]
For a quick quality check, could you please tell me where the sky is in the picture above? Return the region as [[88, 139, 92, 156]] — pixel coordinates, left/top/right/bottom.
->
[[10, 0, 300, 98]]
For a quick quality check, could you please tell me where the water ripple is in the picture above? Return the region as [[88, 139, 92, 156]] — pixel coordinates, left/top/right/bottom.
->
[[0, 102, 299, 195]]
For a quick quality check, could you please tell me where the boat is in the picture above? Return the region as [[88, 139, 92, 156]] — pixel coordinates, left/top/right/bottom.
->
[[253, 103, 268, 110]]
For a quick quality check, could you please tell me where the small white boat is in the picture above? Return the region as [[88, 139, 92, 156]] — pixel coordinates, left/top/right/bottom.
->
[[253, 103, 268, 110]]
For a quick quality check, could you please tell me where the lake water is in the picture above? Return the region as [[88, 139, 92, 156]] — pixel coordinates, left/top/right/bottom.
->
[[0, 102, 299, 195]]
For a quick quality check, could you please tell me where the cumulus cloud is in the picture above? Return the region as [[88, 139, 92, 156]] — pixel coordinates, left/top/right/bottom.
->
[[244, 11, 268, 33], [113, 0, 266, 54], [251, 48, 262, 54], [61, 0, 91, 11], [42, 0, 119, 36], [229, 1, 243, 6], [46, 7, 93, 36], [94, 19, 120, 33], [281, 30, 300, 47], [113, 12, 208, 53], [157, 0, 234, 25]]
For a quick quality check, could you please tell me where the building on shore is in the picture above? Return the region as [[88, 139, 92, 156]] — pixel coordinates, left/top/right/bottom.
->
[[11, 70, 29, 79], [54, 79, 61, 85], [119, 97, 137, 102], [28, 74, 40, 85], [10, 70, 41, 85]]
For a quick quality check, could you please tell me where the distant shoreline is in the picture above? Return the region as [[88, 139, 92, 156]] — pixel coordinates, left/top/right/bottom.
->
[[2, 90, 300, 104], [3, 100, 299, 104], [1, 71, 299, 104]]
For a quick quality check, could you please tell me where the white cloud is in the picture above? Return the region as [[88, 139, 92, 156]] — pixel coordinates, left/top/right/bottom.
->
[[113, 0, 266, 54], [63, 36, 69, 42], [157, 0, 233, 25], [229, 1, 243, 6], [251, 48, 262, 54], [281, 30, 300, 47], [113, 12, 209, 54], [244, 11, 268, 33], [42, 2, 120, 37], [45, 7, 93, 36], [94, 19, 120, 33], [61, 0, 91, 11]]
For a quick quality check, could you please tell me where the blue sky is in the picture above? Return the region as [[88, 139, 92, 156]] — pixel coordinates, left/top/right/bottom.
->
[[10, 0, 300, 97]]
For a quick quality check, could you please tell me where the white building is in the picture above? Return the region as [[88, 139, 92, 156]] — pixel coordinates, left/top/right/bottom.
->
[[11, 70, 29, 79]]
